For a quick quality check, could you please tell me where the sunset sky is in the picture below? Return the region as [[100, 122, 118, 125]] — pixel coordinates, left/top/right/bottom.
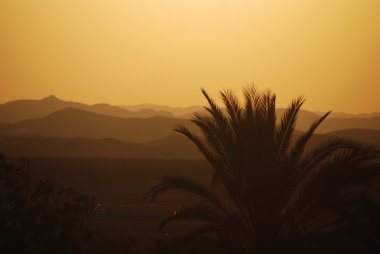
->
[[1, 0, 379, 113]]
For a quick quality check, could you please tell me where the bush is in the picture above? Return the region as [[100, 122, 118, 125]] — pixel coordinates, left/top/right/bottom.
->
[[0, 154, 95, 254]]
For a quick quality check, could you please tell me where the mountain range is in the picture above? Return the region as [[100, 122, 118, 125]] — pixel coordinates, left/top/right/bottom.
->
[[0, 134, 200, 159], [0, 107, 194, 143], [0, 96, 379, 159], [119, 103, 204, 117], [0, 95, 174, 123], [1, 129, 379, 159]]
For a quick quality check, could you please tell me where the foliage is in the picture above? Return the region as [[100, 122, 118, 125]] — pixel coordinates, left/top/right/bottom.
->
[[0, 154, 95, 254], [147, 86, 380, 253]]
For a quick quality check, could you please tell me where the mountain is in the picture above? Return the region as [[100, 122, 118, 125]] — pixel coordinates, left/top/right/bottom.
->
[[2, 96, 379, 134], [277, 109, 380, 133], [1, 129, 379, 159], [276, 108, 321, 131], [119, 104, 204, 117], [0, 98, 379, 143], [315, 111, 380, 118], [122, 104, 380, 120], [177, 108, 380, 134], [0, 107, 380, 143], [315, 117, 380, 133], [0, 134, 201, 159], [326, 129, 380, 145], [0, 96, 173, 123], [0, 108, 194, 143]]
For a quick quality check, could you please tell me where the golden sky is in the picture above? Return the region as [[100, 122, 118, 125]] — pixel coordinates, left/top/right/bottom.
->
[[1, 0, 379, 113]]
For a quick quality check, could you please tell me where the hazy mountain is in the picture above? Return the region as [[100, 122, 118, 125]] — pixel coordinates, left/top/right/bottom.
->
[[276, 108, 321, 131], [315, 111, 380, 118], [0, 134, 200, 159], [177, 108, 380, 134], [0, 106, 380, 144], [119, 104, 204, 117], [326, 129, 380, 145], [277, 110, 380, 133], [0, 108, 194, 142], [176, 108, 380, 124], [122, 103, 380, 119], [1, 129, 379, 159], [2, 96, 379, 135], [0, 96, 379, 144], [315, 117, 380, 133], [0, 95, 173, 123], [176, 107, 322, 123]]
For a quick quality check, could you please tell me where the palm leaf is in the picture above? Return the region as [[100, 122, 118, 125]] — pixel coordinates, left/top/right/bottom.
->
[[146, 176, 228, 214], [201, 88, 232, 139], [157, 202, 223, 232], [297, 138, 377, 179], [220, 89, 242, 135], [289, 111, 331, 165], [286, 149, 380, 216], [276, 96, 305, 160], [174, 124, 224, 172]]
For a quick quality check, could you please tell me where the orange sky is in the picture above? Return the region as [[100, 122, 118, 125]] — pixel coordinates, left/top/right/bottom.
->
[[1, 0, 379, 113]]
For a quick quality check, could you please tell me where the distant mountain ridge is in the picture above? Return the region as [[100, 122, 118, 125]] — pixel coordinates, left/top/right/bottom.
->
[[0, 108, 195, 143], [122, 103, 380, 119], [1, 129, 379, 159], [0, 95, 173, 123], [119, 104, 204, 117], [1, 96, 380, 144], [0, 107, 380, 144], [1, 95, 379, 124], [0, 134, 200, 159], [326, 129, 380, 145], [315, 111, 380, 118]]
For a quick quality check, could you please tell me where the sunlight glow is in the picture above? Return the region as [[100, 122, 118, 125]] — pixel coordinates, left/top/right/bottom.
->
[[0, 0, 379, 112]]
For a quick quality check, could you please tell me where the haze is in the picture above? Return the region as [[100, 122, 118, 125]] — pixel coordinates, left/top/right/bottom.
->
[[1, 0, 379, 113]]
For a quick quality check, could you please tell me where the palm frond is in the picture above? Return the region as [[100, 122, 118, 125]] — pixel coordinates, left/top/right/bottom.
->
[[289, 111, 331, 165], [297, 138, 377, 179], [157, 202, 223, 232], [146, 176, 228, 214], [262, 90, 277, 133], [276, 96, 305, 160], [191, 113, 229, 161], [150, 86, 380, 252], [182, 224, 222, 239], [174, 124, 223, 172], [243, 85, 257, 120], [201, 88, 232, 138], [285, 149, 380, 216], [220, 89, 242, 134]]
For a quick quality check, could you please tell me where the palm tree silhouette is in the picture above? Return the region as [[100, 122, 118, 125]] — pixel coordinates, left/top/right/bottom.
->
[[147, 86, 380, 253]]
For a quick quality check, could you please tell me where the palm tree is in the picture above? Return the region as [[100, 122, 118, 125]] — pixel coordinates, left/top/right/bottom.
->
[[147, 86, 380, 253]]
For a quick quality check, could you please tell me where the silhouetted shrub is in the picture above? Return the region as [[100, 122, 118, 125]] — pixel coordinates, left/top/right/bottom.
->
[[0, 154, 95, 254]]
